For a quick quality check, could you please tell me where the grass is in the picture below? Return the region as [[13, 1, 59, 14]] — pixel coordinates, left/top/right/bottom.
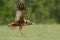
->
[[0, 24, 60, 40]]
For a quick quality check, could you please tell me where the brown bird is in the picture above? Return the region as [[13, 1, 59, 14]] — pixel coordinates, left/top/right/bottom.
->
[[8, 0, 32, 34]]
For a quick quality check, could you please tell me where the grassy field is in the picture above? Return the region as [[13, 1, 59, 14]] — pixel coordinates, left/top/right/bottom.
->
[[0, 24, 60, 40]]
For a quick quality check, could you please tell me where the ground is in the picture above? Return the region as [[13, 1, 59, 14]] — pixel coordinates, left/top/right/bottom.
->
[[0, 24, 60, 40]]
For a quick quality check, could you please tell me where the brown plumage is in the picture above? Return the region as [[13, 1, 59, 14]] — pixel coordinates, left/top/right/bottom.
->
[[16, 0, 26, 11], [8, 0, 32, 34]]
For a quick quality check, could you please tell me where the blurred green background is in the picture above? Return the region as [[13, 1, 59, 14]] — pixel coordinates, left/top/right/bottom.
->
[[0, 0, 60, 40], [0, 0, 60, 25]]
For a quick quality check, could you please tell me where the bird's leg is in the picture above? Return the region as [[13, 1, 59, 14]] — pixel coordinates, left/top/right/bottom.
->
[[19, 24, 24, 35]]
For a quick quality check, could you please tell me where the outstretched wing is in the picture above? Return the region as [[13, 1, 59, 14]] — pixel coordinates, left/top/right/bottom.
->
[[16, 0, 26, 11]]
